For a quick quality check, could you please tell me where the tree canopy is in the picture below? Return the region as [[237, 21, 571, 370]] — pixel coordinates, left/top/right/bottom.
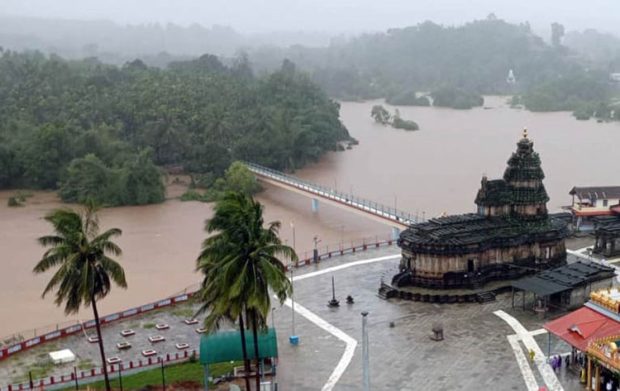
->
[[0, 51, 349, 204], [34, 205, 126, 389], [251, 18, 579, 102], [371, 105, 419, 131], [249, 17, 619, 116]]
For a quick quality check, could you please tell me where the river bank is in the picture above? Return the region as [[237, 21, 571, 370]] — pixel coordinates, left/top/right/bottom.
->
[[1, 95, 619, 337]]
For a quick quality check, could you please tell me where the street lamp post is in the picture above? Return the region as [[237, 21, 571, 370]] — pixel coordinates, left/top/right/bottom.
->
[[289, 266, 298, 345], [289, 220, 299, 345], [362, 311, 370, 391], [291, 221, 297, 266]]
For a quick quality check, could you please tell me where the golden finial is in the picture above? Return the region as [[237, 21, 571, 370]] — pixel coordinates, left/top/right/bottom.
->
[[523, 127, 528, 139]]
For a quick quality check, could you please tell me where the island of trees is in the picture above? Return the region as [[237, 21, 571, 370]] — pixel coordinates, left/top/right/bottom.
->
[[0, 51, 350, 205], [371, 105, 419, 131]]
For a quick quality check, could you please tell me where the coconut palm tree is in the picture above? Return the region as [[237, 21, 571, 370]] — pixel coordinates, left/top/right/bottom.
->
[[33, 205, 126, 391], [196, 192, 296, 390]]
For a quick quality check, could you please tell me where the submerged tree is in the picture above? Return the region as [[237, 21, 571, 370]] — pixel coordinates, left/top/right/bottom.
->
[[33, 205, 126, 391], [196, 192, 295, 390], [371, 104, 391, 125]]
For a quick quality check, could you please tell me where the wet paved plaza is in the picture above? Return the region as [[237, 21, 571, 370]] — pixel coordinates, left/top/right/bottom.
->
[[0, 242, 596, 390]]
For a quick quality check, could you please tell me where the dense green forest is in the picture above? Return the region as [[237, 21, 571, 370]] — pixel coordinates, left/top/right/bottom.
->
[[250, 16, 620, 117], [0, 51, 349, 205]]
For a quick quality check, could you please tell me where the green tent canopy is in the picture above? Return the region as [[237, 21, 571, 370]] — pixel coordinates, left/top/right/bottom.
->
[[199, 328, 278, 365]]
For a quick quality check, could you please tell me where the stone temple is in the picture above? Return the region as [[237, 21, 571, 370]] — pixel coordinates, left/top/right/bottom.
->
[[392, 130, 570, 290]]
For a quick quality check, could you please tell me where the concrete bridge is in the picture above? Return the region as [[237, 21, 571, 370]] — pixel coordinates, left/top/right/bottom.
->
[[245, 162, 419, 238]]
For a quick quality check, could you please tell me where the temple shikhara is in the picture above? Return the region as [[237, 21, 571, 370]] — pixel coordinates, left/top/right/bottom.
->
[[392, 130, 570, 289]]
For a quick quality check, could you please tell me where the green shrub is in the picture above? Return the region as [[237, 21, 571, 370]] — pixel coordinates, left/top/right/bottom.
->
[[392, 117, 420, 130], [7, 197, 22, 207]]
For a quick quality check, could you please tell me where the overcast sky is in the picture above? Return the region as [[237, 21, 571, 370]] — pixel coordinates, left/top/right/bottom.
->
[[2, 0, 619, 35]]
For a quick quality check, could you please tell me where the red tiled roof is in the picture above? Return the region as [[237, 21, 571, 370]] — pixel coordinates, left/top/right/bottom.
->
[[572, 209, 614, 217], [544, 307, 620, 351]]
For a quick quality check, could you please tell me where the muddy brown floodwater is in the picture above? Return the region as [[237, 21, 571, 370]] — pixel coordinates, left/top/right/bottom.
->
[[1, 96, 618, 337]]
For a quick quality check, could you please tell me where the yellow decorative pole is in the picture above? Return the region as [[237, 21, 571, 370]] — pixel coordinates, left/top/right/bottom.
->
[[587, 355, 592, 391], [595, 362, 600, 391]]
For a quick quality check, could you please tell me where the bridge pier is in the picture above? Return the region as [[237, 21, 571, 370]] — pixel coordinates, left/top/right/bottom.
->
[[391, 227, 401, 240], [311, 198, 319, 213]]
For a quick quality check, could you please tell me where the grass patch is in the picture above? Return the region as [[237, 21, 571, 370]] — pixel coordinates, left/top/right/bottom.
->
[[62, 360, 239, 390], [12, 360, 56, 383], [143, 322, 156, 329], [170, 306, 196, 319], [78, 359, 94, 370]]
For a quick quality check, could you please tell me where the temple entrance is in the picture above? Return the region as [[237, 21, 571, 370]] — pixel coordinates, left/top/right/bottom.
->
[[467, 259, 475, 273]]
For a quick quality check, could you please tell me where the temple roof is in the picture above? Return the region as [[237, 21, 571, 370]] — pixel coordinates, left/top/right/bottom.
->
[[593, 216, 620, 234], [398, 212, 569, 252], [570, 186, 620, 201]]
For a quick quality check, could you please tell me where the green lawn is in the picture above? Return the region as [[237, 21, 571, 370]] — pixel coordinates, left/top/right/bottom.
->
[[63, 360, 239, 390]]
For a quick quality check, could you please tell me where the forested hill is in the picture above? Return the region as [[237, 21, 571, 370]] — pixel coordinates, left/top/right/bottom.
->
[[0, 51, 349, 204], [251, 17, 574, 99], [250, 17, 620, 117]]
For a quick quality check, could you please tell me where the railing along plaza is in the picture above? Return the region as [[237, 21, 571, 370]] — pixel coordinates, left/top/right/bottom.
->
[[245, 162, 417, 226]]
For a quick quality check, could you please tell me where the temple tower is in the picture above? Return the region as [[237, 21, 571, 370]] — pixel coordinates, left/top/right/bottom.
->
[[502, 128, 549, 219], [475, 129, 549, 219]]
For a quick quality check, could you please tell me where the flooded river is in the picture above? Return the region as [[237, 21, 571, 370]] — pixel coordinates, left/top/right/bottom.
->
[[1, 96, 618, 337]]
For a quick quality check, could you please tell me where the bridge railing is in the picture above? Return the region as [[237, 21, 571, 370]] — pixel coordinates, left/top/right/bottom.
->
[[245, 162, 418, 225]]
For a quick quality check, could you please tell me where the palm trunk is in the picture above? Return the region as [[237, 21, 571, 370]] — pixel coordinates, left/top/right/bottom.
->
[[251, 311, 261, 391], [238, 313, 252, 391], [91, 295, 111, 391]]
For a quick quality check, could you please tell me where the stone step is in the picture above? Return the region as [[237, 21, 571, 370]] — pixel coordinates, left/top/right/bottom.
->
[[476, 291, 496, 303]]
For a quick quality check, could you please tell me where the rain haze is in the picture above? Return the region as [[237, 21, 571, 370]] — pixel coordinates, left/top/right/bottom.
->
[[3, 0, 620, 390], [2, 0, 620, 34]]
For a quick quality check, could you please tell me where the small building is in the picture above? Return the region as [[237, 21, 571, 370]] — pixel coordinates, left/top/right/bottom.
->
[[506, 69, 517, 85], [593, 216, 620, 258], [546, 289, 620, 391], [570, 186, 620, 230], [49, 349, 76, 365], [511, 258, 614, 311]]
